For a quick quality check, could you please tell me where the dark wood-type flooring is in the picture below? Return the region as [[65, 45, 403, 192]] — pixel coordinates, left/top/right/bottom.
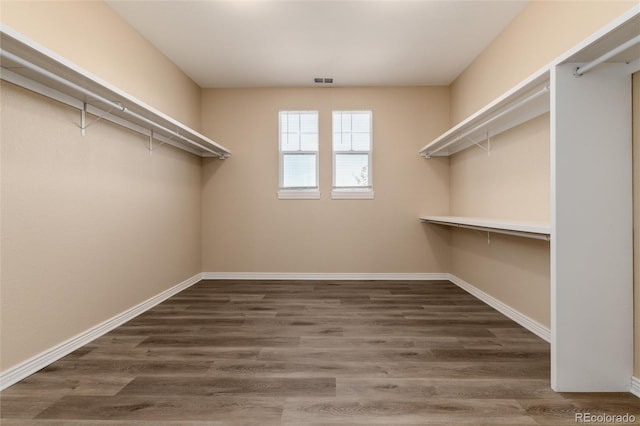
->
[[2, 280, 638, 425]]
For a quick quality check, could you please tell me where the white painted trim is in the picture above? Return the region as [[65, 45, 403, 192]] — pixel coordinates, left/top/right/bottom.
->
[[0, 273, 203, 391], [0, 26, 230, 158], [277, 189, 321, 199], [420, 216, 550, 236], [332, 110, 373, 190], [0, 271, 560, 391], [331, 189, 374, 200], [555, 5, 639, 67], [447, 273, 551, 343], [551, 63, 633, 392], [627, 57, 640, 74], [631, 376, 640, 398], [202, 272, 551, 342], [2, 69, 205, 157], [278, 110, 320, 192], [203, 272, 449, 281]]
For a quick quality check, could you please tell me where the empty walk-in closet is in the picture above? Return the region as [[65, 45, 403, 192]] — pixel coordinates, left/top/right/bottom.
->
[[1, 1, 640, 424]]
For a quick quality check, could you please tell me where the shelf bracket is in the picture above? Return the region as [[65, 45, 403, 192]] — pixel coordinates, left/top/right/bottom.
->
[[79, 102, 121, 135], [148, 130, 166, 155], [470, 132, 491, 156], [470, 227, 491, 245], [80, 103, 86, 136], [422, 218, 551, 241]]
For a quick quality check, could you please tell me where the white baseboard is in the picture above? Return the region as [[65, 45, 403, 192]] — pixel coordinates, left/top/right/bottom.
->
[[631, 376, 640, 398], [202, 272, 449, 281], [0, 272, 203, 391], [202, 272, 549, 343], [0, 270, 571, 392], [447, 273, 551, 343]]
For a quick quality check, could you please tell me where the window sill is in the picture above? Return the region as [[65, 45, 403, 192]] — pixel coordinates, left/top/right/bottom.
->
[[331, 189, 374, 200], [278, 189, 321, 200]]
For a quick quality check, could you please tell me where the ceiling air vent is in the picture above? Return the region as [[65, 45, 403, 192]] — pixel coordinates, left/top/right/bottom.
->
[[314, 77, 334, 84]]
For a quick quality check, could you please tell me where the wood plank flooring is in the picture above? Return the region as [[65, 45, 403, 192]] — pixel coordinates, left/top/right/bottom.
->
[[2, 280, 639, 425]]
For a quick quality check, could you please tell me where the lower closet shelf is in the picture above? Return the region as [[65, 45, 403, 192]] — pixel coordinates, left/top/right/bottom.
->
[[420, 216, 551, 241]]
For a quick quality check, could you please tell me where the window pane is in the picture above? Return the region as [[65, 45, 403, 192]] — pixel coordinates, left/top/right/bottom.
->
[[352, 132, 370, 151], [283, 154, 316, 188], [333, 133, 341, 149], [300, 133, 318, 151], [333, 113, 342, 133], [281, 111, 317, 153], [352, 113, 370, 133], [300, 113, 317, 133], [341, 114, 352, 132], [287, 113, 300, 132], [333, 132, 351, 151], [281, 132, 300, 151], [335, 154, 369, 187]]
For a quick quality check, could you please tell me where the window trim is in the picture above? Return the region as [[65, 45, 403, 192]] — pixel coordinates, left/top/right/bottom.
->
[[331, 187, 374, 199], [278, 189, 321, 199], [278, 110, 319, 196], [332, 110, 373, 200]]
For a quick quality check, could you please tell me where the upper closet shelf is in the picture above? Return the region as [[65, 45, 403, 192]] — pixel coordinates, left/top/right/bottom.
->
[[419, 70, 550, 158], [420, 5, 639, 159], [0, 25, 231, 159], [420, 216, 551, 241], [558, 8, 639, 73]]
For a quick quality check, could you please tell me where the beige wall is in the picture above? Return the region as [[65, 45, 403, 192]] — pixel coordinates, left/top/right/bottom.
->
[[633, 72, 639, 378], [0, 0, 202, 130], [1, 83, 202, 371], [448, 114, 551, 326], [450, 0, 636, 123], [447, 1, 635, 329], [1, 0, 637, 380], [451, 233, 551, 327], [0, 1, 205, 373], [201, 87, 450, 273], [450, 114, 550, 222]]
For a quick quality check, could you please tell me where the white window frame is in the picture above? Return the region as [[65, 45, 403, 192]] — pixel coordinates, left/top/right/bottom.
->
[[278, 110, 320, 199], [332, 110, 374, 199]]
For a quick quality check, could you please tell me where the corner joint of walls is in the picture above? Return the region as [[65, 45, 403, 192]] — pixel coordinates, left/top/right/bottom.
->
[[447, 273, 551, 343]]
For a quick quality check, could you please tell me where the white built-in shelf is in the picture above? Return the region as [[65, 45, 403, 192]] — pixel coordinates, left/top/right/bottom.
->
[[558, 10, 639, 71], [418, 70, 550, 158], [419, 6, 639, 159], [417, 5, 639, 392], [0, 25, 231, 159], [420, 216, 551, 241]]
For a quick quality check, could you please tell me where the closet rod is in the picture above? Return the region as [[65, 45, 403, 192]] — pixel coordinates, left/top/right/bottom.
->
[[574, 35, 640, 76], [0, 49, 223, 158], [427, 85, 549, 157], [426, 220, 551, 241]]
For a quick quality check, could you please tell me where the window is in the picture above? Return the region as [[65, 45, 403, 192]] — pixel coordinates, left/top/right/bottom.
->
[[332, 111, 373, 199], [279, 111, 319, 199]]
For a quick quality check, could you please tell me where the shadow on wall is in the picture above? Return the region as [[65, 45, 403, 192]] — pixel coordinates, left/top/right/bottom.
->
[[451, 229, 550, 277], [202, 156, 226, 185], [420, 223, 452, 270]]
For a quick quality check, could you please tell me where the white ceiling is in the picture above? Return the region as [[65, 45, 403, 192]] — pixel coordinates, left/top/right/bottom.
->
[[107, 0, 528, 88]]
